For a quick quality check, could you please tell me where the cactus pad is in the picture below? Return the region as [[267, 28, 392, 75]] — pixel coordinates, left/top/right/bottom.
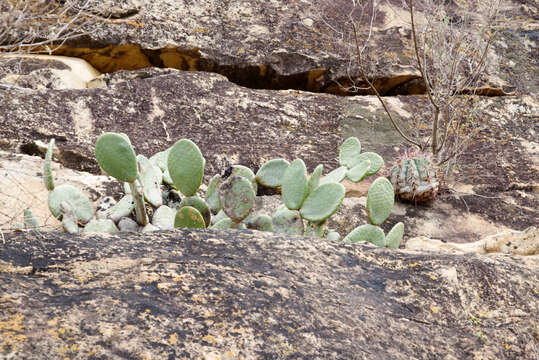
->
[[23, 209, 40, 229], [272, 208, 304, 235], [174, 206, 206, 228], [230, 165, 258, 193], [281, 159, 308, 210], [307, 164, 323, 195], [346, 160, 371, 182], [179, 196, 211, 227], [168, 139, 205, 196], [343, 224, 385, 246], [219, 176, 255, 223], [137, 155, 163, 207], [48, 184, 93, 223], [304, 220, 327, 238], [43, 139, 55, 191], [339, 137, 362, 168], [327, 231, 341, 241], [255, 158, 290, 188], [206, 174, 223, 214], [152, 205, 176, 230], [94, 132, 138, 183], [319, 166, 347, 185], [385, 222, 404, 248], [247, 214, 274, 232], [366, 177, 395, 225], [356, 152, 384, 176], [300, 182, 345, 222], [83, 219, 119, 233]]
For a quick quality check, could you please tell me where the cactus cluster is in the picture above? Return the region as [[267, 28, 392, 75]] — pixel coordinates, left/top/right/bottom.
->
[[35, 133, 403, 249], [390, 149, 439, 203]]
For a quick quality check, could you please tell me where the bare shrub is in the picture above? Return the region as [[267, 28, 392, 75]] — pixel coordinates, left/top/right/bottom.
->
[[314, 0, 502, 171], [0, 0, 98, 54]]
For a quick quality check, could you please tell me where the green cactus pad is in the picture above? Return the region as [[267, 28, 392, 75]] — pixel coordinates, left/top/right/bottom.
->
[[174, 206, 206, 229], [281, 159, 308, 210], [179, 196, 211, 227], [152, 205, 176, 230], [211, 209, 229, 225], [231, 165, 258, 193], [247, 214, 274, 232], [138, 155, 163, 207], [339, 137, 362, 168], [346, 160, 371, 182], [23, 209, 40, 229], [343, 224, 385, 246], [118, 217, 139, 232], [59, 202, 79, 234], [255, 158, 290, 188], [307, 164, 324, 195], [356, 152, 384, 176], [219, 176, 256, 223], [211, 217, 234, 229], [319, 166, 347, 185], [385, 222, 404, 249], [48, 184, 93, 223], [149, 147, 172, 172], [272, 208, 304, 235], [304, 220, 327, 238], [83, 219, 119, 233], [366, 177, 395, 225], [168, 139, 204, 196], [206, 174, 223, 214], [95, 132, 138, 183], [43, 138, 55, 191], [106, 195, 135, 223], [327, 231, 341, 241], [300, 182, 345, 222]]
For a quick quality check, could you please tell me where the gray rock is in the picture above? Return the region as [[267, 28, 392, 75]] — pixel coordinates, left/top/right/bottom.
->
[[0, 230, 537, 358]]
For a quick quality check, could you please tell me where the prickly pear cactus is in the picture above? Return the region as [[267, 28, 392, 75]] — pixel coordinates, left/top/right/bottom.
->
[[174, 206, 206, 229], [281, 159, 308, 210], [366, 177, 394, 226], [94, 133, 138, 183], [255, 158, 290, 188], [390, 150, 439, 203], [219, 176, 255, 223], [48, 184, 93, 223], [168, 139, 205, 197], [300, 182, 345, 222]]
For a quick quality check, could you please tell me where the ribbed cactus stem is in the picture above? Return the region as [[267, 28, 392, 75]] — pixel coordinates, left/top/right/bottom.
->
[[129, 181, 148, 226]]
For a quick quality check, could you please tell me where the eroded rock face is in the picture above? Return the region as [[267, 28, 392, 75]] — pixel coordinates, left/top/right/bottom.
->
[[1, 230, 537, 359], [32, 0, 536, 95]]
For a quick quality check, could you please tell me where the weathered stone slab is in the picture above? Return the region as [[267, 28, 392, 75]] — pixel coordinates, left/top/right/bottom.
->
[[1, 230, 537, 359], [24, 0, 536, 95]]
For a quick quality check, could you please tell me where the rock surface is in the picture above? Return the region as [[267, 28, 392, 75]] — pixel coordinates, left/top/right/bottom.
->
[[45, 0, 537, 95], [1, 230, 538, 359], [406, 227, 539, 256]]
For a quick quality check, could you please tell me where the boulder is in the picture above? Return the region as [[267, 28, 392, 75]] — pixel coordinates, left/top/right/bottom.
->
[[0, 230, 537, 359]]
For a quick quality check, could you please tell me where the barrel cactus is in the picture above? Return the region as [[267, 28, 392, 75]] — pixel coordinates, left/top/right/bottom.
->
[[390, 150, 439, 203]]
